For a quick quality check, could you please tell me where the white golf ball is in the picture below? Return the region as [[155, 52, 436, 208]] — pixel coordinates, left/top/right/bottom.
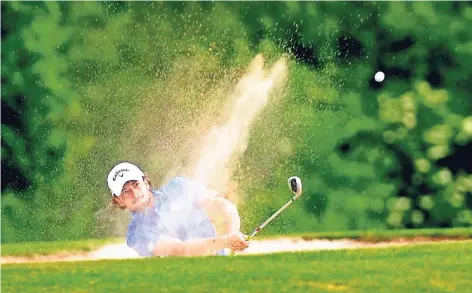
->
[[374, 71, 385, 82]]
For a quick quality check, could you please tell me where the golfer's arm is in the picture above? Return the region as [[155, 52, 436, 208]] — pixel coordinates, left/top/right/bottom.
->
[[218, 197, 241, 233], [200, 197, 241, 233], [152, 235, 228, 257]]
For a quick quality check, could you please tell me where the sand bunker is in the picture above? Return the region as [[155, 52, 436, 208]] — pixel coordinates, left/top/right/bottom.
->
[[2, 237, 467, 264]]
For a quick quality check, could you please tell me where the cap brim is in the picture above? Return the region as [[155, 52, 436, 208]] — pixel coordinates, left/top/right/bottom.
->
[[111, 176, 144, 196]]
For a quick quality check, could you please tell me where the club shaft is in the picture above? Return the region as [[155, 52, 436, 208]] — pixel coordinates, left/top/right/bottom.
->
[[249, 197, 296, 238]]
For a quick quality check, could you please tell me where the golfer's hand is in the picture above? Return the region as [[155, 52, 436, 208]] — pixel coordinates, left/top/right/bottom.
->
[[225, 232, 250, 251]]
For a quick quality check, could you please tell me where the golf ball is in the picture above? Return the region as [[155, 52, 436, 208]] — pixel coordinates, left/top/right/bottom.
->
[[374, 71, 385, 82]]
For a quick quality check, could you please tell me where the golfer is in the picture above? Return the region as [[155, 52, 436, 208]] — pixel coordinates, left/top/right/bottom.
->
[[107, 161, 249, 257]]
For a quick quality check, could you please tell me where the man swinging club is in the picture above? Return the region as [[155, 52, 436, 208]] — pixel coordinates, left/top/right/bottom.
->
[[107, 161, 250, 257]]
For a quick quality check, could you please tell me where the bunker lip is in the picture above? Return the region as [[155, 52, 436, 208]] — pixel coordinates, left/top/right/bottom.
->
[[1, 237, 469, 264]]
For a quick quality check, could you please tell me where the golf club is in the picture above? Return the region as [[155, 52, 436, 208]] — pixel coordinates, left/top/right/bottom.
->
[[230, 176, 303, 255]]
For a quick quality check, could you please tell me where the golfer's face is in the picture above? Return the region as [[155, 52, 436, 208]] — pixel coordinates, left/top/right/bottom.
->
[[120, 180, 151, 211]]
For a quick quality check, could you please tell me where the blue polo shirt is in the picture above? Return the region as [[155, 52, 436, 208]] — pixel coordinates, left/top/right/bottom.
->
[[126, 176, 226, 257]]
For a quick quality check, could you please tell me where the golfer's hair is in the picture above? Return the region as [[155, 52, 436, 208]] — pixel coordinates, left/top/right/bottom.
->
[[109, 174, 153, 210]]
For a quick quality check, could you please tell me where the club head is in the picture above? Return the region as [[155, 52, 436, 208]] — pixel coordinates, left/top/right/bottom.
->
[[288, 176, 302, 200]]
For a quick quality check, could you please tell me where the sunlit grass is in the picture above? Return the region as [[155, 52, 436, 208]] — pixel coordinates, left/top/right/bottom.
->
[[1, 238, 122, 257], [2, 241, 471, 293]]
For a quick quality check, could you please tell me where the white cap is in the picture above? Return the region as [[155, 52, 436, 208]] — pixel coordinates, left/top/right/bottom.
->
[[107, 162, 145, 196]]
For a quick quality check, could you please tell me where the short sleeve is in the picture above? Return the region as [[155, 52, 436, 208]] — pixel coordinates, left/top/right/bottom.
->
[[186, 178, 219, 204], [165, 177, 218, 205]]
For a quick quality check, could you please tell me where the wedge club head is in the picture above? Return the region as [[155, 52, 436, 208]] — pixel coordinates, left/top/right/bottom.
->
[[288, 176, 303, 200]]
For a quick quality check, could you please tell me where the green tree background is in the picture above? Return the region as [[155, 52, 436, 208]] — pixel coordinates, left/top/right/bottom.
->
[[2, 2, 471, 243]]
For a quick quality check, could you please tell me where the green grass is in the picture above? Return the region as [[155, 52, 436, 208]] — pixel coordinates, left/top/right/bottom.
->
[[2, 241, 471, 293], [2, 228, 471, 257], [1, 238, 122, 257]]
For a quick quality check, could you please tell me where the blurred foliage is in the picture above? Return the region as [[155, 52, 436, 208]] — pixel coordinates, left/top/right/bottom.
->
[[1, 1, 471, 243]]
